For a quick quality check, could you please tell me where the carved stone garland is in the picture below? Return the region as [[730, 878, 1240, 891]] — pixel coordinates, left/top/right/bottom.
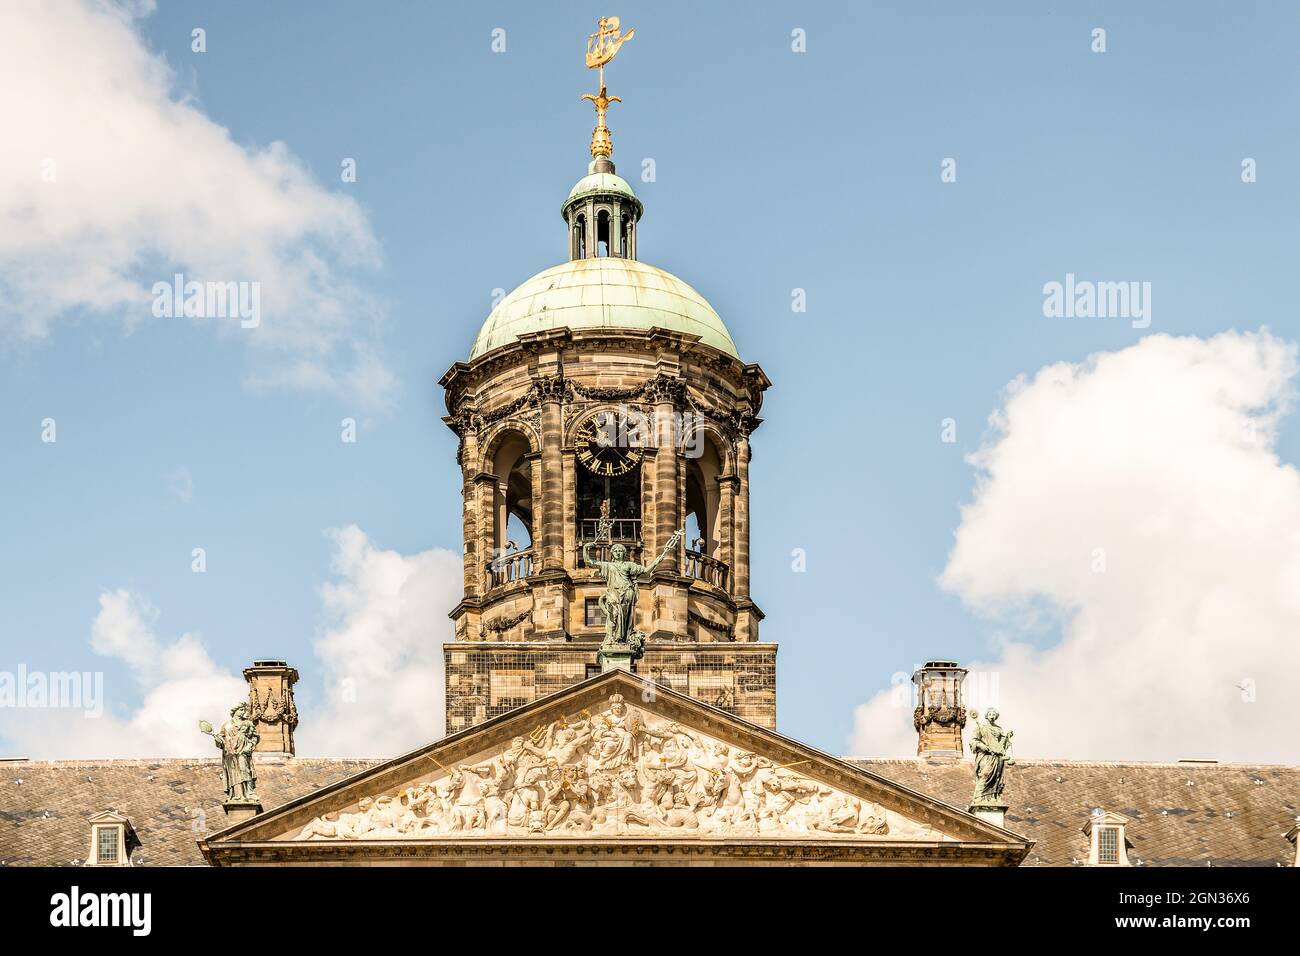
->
[[248, 685, 298, 729]]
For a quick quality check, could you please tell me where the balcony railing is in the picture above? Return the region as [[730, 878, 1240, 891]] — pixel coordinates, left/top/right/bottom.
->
[[487, 548, 533, 588], [578, 517, 641, 542], [684, 549, 730, 591], [577, 517, 642, 569]]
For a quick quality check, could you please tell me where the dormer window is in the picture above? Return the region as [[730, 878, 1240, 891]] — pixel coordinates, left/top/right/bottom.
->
[[1083, 809, 1131, 866], [85, 810, 138, 867]]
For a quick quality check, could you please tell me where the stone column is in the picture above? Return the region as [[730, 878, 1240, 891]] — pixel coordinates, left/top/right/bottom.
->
[[653, 403, 679, 573], [539, 393, 565, 572], [459, 430, 480, 598], [732, 435, 751, 600], [716, 474, 738, 588], [473, 472, 498, 595]]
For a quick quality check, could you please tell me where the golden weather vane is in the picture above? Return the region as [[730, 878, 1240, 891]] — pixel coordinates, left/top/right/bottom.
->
[[581, 16, 635, 159]]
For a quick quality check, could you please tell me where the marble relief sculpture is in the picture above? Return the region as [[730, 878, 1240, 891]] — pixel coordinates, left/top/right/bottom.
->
[[295, 693, 899, 841]]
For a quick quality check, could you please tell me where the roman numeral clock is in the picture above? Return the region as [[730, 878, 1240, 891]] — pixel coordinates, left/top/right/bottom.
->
[[575, 411, 643, 477]]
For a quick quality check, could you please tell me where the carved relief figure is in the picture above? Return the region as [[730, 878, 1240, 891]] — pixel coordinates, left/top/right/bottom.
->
[[295, 693, 909, 842]]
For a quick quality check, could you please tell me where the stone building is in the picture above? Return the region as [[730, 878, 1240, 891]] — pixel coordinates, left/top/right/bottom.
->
[[3, 23, 1297, 869], [5, 659, 1298, 867]]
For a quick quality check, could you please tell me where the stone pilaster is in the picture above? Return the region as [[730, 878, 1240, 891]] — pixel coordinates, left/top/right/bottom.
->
[[732, 436, 751, 601], [460, 430, 480, 598], [716, 474, 738, 586], [472, 471, 499, 594]]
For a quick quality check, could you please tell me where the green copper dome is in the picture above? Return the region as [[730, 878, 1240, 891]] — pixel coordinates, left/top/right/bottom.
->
[[469, 258, 738, 360], [563, 171, 643, 217]]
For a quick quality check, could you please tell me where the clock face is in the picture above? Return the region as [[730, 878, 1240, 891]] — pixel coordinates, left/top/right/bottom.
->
[[575, 411, 644, 476]]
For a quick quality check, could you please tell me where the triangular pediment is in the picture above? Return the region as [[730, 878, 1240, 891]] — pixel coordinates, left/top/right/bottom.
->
[[201, 670, 1031, 865]]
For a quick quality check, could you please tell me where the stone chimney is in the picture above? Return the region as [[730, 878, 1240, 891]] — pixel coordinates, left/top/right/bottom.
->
[[243, 660, 299, 756], [912, 660, 968, 757]]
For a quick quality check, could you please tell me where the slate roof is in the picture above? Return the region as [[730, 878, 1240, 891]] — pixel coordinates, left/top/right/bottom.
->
[[0, 756, 379, 867], [848, 757, 1300, 867], [4, 754, 1296, 866]]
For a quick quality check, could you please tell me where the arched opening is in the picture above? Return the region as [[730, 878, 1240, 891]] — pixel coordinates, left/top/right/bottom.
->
[[488, 431, 534, 586], [684, 470, 707, 553], [619, 213, 629, 258], [574, 214, 587, 259], [576, 464, 641, 566], [684, 435, 727, 590], [596, 209, 611, 257]]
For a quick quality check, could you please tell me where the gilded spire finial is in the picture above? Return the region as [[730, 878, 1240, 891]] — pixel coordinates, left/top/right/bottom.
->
[[581, 16, 635, 159]]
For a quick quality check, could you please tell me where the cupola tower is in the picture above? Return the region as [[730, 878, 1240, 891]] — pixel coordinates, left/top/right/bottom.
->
[[439, 18, 773, 733]]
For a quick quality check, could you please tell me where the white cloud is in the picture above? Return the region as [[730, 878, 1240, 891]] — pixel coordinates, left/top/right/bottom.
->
[[852, 330, 1300, 764], [0, 530, 459, 759], [4, 589, 246, 758], [296, 526, 461, 758], [0, 0, 389, 406]]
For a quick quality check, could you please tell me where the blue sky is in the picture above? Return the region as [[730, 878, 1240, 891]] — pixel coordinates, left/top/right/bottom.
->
[[3, 1, 1300, 761]]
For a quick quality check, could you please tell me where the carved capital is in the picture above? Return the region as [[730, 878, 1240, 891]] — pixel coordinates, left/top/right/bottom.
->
[[642, 373, 686, 406], [533, 374, 570, 404]]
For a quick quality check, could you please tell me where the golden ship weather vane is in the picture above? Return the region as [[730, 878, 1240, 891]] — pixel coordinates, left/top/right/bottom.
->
[[581, 16, 635, 159]]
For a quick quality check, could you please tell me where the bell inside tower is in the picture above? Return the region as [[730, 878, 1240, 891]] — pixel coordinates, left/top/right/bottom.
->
[[576, 466, 642, 564]]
